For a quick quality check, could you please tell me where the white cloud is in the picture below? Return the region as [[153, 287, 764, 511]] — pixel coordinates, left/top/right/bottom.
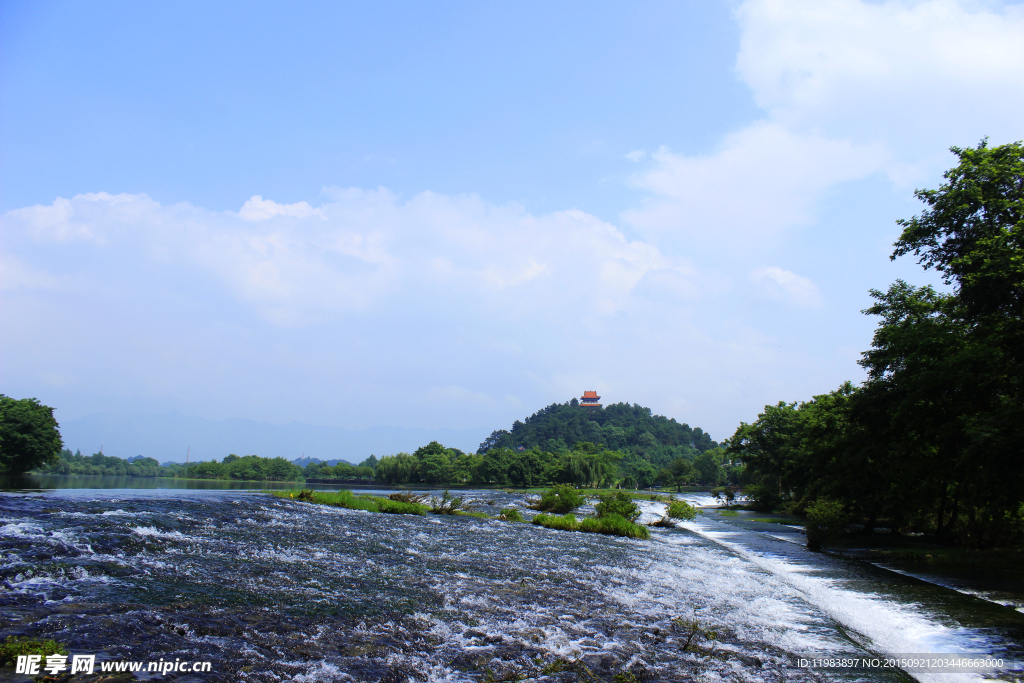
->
[[1, 186, 870, 440], [238, 195, 324, 221], [0, 254, 63, 291], [735, 0, 1024, 149], [2, 191, 701, 326], [624, 0, 1024, 249], [623, 121, 887, 242], [750, 266, 823, 307]]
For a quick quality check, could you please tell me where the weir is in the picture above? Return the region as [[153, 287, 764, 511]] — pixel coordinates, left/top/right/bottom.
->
[[1, 489, 1021, 682]]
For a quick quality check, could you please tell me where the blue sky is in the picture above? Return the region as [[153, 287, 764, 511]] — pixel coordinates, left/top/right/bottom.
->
[[2, 0, 1023, 454]]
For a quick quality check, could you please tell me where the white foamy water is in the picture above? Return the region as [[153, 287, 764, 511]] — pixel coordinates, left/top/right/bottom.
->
[[1, 489, 1021, 682], [679, 515, 1019, 683]]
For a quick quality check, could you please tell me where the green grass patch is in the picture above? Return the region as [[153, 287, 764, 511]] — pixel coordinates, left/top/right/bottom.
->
[[532, 512, 650, 539], [453, 510, 491, 519], [372, 497, 429, 515], [580, 514, 650, 540], [0, 636, 67, 667], [498, 508, 524, 522], [748, 517, 789, 524], [272, 489, 427, 515], [716, 510, 739, 516], [532, 512, 579, 531]]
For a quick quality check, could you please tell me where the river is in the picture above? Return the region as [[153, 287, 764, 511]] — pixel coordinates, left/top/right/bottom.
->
[[1, 484, 1022, 682]]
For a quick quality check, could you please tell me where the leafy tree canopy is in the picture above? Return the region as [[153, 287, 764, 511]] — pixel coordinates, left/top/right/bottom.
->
[[0, 395, 63, 475], [728, 141, 1024, 547], [476, 399, 717, 471]]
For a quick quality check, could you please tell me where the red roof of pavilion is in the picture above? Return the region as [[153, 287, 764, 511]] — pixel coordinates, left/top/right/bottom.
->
[[582, 391, 600, 399]]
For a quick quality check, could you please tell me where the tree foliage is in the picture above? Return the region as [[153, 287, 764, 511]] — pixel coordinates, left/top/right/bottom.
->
[[477, 399, 716, 467], [531, 484, 587, 514], [0, 396, 63, 475], [186, 454, 303, 481], [39, 449, 302, 481], [594, 491, 642, 522], [728, 141, 1024, 547]]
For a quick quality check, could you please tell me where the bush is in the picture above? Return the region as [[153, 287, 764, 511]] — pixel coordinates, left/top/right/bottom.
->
[[429, 490, 464, 514], [805, 498, 847, 549], [650, 499, 699, 527], [0, 636, 67, 667], [666, 500, 698, 522], [532, 513, 579, 531], [579, 514, 650, 540], [0, 396, 64, 475], [499, 508, 524, 522], [530, 485, 586, 514], [595, 492, 641, 522]]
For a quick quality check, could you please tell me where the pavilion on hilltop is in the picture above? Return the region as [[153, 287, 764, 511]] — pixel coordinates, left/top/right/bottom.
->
[[581, 390, 601, 410]]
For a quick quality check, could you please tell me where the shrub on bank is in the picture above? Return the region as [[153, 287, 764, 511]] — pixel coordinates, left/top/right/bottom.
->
[[805, 498, 847, 550]]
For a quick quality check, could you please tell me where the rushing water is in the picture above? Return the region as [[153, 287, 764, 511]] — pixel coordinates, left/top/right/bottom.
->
[[1, 489, 1022, 682]]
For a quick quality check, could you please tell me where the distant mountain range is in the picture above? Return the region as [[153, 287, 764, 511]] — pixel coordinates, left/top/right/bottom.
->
[[58, 412, 483, 465]]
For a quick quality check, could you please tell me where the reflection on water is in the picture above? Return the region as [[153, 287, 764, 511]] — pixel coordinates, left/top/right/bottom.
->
[[0, 489, 1021, 682]]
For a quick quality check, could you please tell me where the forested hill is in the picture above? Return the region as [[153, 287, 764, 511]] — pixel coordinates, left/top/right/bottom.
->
[[477, 400, 717, 467]]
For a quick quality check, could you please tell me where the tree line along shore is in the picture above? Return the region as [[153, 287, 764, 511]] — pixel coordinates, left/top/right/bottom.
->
[[19, 399, 737, 490]]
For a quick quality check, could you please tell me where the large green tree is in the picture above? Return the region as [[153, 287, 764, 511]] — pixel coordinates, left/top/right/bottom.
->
[[0, 395, 64, 475], [727, 141, 1024, 546], [864, 140, 1024, 544]]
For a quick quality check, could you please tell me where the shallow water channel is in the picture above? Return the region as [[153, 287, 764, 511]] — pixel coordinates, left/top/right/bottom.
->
[[1, 489, 1022, 682]]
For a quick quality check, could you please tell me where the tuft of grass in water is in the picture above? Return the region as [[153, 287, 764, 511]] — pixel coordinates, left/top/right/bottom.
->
[[672, 615, 719, 654], [533, 512, 650, 539], [532, 512, 579, 531], [429, 490, 465, 515], [580, 513, 650, 539], [0, 636, 68, 666], [272, 489, 427, 515], [748, 517, 787, 524], [717, 510, 739, 516], [453, 510, 491, 519], [372, 497, 430, 515], [498, 508, 524, 522]]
